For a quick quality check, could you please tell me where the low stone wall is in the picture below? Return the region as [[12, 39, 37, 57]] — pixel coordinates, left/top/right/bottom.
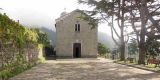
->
[[0, 43, 44, 71]]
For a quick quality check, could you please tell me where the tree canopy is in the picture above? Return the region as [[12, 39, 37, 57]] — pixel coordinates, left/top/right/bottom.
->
[[78, 0, 160, 64]]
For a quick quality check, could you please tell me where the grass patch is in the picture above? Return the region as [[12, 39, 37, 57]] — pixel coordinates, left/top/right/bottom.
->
[[115, 60, 158, 69], [114, 60, 138, 65], [145, 64, 156, 68], [0, 64, 34, 80]]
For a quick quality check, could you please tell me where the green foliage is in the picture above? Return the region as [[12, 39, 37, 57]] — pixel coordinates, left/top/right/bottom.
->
[[0, 13, 48, 79], [0, 12, 48, 47], [78, 0, 127, 61], [34, 28, 49, 45], [0, 13, 40, 48], [24, 28, 38, 43], [78, 10, 98, 28], [0, 70, 13, 80], [98, 43, 110, 56], [0, 63, 33, 80], [146, 38, 160, 56], [146, 64, 156, 68], [78, 0, 114, 22], [128, 39, 138, 55], [38, 44, 46, 63], [0, 12, 50, 46]]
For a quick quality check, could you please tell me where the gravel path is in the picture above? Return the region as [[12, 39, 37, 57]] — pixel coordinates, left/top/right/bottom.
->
[[10, 58, 160, 80]]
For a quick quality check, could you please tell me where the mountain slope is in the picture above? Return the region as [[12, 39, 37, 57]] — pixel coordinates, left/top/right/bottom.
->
[[98, 32, 116, 49]]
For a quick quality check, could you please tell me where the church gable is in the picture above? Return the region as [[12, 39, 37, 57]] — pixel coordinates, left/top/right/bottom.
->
[[55, 9, 98, 58]]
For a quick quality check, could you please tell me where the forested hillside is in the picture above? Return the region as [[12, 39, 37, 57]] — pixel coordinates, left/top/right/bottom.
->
[[98, 32, 116, 50]]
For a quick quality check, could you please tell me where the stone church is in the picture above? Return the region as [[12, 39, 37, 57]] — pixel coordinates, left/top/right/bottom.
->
[[55, 9, 97, 58]]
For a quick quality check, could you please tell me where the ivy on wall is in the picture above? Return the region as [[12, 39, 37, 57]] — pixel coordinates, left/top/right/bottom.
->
[[0, 13, 49, 80]]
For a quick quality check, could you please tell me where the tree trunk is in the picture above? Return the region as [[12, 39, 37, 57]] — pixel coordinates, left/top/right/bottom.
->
[[120, 42, 125, 61], [120, 0, 125, 61], [138, 42, 146, 64], [138, 0, 146, 64]]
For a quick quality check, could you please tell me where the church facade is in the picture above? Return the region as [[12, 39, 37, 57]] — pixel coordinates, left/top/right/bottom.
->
[[55, 10, 97, 58]]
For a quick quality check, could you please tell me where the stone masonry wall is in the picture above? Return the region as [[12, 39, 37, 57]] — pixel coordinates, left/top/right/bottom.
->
[[56, 10, 97, 58]]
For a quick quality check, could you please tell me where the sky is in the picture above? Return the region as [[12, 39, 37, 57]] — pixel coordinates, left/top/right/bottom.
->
[[0, 0, 111, 35]]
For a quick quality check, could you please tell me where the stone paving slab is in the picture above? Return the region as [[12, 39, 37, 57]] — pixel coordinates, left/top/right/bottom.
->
[[10, 58, 160, 80]]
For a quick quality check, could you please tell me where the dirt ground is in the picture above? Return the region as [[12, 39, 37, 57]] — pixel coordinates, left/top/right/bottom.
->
[[10, 58, 160, 80]]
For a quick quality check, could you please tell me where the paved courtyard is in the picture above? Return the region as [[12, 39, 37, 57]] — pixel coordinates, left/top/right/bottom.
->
[[10, 58, 160, 80]]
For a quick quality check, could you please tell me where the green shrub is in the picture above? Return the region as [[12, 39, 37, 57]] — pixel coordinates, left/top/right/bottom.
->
[[98, 43, 110, 56], [0, 62, 35, 79], [0, 70, 13, 80]]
